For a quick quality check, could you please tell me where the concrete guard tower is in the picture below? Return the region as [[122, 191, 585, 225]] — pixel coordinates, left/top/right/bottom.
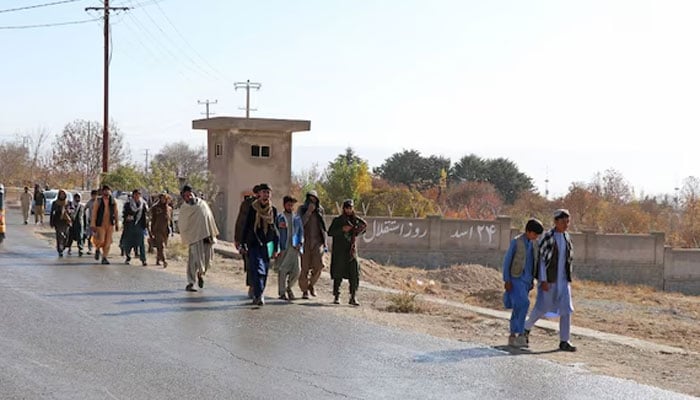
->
[[192, 116, 311, 241]]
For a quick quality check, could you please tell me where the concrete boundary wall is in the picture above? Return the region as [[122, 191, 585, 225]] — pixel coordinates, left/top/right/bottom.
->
[[325, 215, 700, 295]]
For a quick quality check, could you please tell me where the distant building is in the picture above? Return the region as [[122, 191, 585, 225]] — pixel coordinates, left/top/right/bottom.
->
[[192, 117, 311, 241]]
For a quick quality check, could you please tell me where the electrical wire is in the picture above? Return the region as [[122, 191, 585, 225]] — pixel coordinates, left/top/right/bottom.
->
[[0, 18, 99, 30], [0, 0, 82, 14]]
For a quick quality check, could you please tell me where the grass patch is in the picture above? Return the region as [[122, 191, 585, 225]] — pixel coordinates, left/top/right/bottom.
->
[[386, 291, 423, 314]]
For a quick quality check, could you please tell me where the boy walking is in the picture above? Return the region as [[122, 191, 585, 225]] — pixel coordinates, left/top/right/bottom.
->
[[503, 218, 544, 347], [275, 196, 303, 301]]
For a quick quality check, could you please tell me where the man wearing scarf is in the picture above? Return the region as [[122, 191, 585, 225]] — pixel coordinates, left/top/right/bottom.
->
[[524, 209, 577, 352], [65, 192, 87, 257], [297, 190, 328, 299], [122, 189, 149, 266], [327, 199, 367, 306], [91, 185, 119, 265], [149, 192, 173, 268], [234, 184, 261, 299], [179, 185, 220, 292], [241, 183, 279, 306], [49, 189, 72, 257]]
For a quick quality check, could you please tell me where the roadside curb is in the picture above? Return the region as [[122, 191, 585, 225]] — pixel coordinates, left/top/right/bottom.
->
[[212, 241, 693, 356]]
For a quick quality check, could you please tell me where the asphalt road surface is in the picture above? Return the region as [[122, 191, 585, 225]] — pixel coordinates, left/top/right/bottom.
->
[[0, 211, 695, 400]]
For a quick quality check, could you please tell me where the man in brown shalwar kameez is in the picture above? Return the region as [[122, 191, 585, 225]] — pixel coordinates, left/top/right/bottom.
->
[[149, 192, 173, 268]]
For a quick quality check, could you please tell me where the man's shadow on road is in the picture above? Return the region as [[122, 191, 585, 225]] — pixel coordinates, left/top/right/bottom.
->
[[492, 345, 560, 355]]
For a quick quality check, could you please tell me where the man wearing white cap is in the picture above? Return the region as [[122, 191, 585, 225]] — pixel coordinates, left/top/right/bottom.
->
[[524, 209, 577, 352]]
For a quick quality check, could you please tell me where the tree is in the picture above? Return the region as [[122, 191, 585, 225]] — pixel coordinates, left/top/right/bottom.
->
[[444, 181, 503, 220], [101, 165, 147, 192], [504, 190, 552, 229], [451, 154, 488, 182], [374, 149, 450, 190], [51, 119, 128, 189], [292, 163, 325, 199], [0, 140, 31, 186], [151, 142, 207, 182], [561, 182, 603, 230], [590, 169, 633, 204], [147, 142, 208, 195], [321, 147, 372, 212], [360, 188, 435, 217], [451, 155, 534, 204]]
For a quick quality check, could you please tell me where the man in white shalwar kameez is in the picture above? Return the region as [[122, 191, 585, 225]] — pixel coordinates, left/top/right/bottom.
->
[[524, 209, 577, 352], [179, 185, 220, 292]]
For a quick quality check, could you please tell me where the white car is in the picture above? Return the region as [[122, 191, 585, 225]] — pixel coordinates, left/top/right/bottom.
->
[[32, 190, 73, 215]]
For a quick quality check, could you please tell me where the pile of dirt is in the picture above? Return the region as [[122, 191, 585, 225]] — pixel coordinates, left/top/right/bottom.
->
[[359, 259, 504, 300], [426, 264, 503, 295]]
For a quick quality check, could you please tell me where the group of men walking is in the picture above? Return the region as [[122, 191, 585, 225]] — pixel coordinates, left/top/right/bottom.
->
[[234, 184, 367, 307], [24, 180, 578, 351], [36, 184, 173, 267]]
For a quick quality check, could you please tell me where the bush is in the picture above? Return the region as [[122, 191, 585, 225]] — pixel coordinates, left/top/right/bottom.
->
[[386, 291, 423, 313]]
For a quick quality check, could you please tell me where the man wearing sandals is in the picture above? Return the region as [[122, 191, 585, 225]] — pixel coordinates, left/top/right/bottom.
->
[[178, 185, 220, 292]]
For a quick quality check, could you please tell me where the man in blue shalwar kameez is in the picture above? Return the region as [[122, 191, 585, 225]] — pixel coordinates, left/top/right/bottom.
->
[[503, 218, 544, 348], [241, 183, 279, 306]]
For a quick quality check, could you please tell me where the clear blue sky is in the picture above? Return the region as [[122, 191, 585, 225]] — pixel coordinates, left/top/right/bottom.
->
[[1, 0, 697, 198]]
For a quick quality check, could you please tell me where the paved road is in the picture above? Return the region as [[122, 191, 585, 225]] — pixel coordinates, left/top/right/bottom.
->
[[0, 210, 695, 400]]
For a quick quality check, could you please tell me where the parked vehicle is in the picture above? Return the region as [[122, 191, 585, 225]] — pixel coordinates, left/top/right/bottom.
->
[[0, 184, 5, 243], [32, 190, 73, 215]]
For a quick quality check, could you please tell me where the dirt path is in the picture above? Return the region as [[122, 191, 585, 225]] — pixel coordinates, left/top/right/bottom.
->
[[33, 230, 700, 397]]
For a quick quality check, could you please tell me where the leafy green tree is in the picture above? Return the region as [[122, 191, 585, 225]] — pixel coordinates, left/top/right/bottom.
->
[[360, 188, 435, 217], [101, 165, 147, 192], [451, 154, 488, 182], [451, 155, 533, 204], [321, 147, 372, 211], [374, 149, 450, 190]]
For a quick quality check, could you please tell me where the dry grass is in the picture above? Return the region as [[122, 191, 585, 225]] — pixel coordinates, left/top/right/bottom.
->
[[386, 290, 424, 314], [358, 258, 700, 352]]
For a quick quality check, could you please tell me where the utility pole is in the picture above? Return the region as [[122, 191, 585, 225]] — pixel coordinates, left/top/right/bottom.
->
[[234, 79, 261, 118], [86, 0, 129, 174], [197, 99, 218, 119], [144, 149, 150, 174]]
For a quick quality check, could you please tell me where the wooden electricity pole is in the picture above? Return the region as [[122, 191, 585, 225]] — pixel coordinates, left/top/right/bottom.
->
[[86, 0, 129, 173]]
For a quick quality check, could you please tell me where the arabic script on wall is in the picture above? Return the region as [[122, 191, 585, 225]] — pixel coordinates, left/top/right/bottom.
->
[[363, 220, 428, 243], [449, 224, 498, 244]]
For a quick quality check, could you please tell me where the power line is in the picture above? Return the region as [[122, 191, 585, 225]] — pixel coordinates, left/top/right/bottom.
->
[[0, 0, 81, 14], [0, 18, 99, 30], [152, 1, 229, 82], [133, 2, 220, 81]]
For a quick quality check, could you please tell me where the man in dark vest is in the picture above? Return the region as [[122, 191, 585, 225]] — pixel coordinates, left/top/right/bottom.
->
[[524, 209, 576, 352], [91, 185, 119, 265], [234, 184, 261, 299]]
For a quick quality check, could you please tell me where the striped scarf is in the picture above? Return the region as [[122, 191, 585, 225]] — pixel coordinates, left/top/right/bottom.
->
[[538, 228, 573, 268]]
